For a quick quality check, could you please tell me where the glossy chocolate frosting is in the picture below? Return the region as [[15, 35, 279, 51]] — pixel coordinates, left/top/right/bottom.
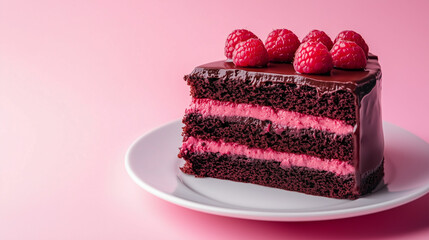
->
[[192, 54, 381, 97]]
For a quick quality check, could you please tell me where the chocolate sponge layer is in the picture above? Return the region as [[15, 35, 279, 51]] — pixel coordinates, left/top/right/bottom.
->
[[182, 113, 354, 163], [179, 151, 384, 200], [185, 76, 357, 125]]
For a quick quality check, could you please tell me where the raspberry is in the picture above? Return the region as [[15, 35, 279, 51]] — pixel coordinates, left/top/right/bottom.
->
[[264, 29, 300, 62], [233, 38, 269, 67], [334, 30, 369, 57], [302, 30, 333, 50], [293, 41, 333, 74], [331, 40, 367, 69], [224, 29, 258, 59]]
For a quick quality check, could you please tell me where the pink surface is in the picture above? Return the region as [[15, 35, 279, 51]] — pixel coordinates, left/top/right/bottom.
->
[[1, 0, 429, 239], [187, 98, 353, 135], [182, 137, 354, 175]]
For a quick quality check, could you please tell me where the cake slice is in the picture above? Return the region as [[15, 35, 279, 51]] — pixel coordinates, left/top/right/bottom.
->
[[178, 55, 383, 199], [179, 29, 384, 199]]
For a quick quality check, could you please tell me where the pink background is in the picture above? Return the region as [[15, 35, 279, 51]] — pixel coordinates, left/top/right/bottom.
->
[[1, 0, 429, 239]]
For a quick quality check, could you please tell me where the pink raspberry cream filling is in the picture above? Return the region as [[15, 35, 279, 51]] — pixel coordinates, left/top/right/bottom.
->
[[181, 137, 355, 176], [186, 98, 354, 135]]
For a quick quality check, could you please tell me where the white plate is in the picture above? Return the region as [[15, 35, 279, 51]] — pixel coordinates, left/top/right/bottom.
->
[[125, 120, 429, 221]]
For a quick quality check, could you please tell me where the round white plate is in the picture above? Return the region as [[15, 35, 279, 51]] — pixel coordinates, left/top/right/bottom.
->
[[125, 120, 429, 221]]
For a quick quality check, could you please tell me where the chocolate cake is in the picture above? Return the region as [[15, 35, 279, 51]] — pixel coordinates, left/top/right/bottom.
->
[[179, 54, 384, 200]]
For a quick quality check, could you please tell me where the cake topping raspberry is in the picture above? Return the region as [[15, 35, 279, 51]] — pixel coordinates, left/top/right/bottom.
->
[[334, 30, 369, 57], [233, 38, 269, 67], [264, 29, 300, 62], [293, 41, 333, 74], [224, 29, 258, 59], [302, 30, 333, 50], [331, 40, 367, 69]]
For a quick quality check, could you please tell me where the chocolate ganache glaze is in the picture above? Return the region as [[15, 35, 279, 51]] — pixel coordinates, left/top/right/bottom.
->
[[186, 54, 384, 195], [192, 54, 380, 97]]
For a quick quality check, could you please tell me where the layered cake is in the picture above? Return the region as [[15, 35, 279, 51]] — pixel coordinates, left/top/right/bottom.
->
[[178, 29, 384, 199]]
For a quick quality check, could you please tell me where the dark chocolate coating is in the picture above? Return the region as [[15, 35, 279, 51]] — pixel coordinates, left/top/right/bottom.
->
[[191, 54, 380, 93]]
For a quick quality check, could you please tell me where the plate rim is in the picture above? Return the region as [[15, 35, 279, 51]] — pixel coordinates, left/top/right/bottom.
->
[[125, 119, 429, 221]]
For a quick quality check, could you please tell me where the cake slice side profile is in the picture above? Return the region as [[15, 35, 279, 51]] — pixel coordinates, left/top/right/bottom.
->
[[178, 29, 384, 199]]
